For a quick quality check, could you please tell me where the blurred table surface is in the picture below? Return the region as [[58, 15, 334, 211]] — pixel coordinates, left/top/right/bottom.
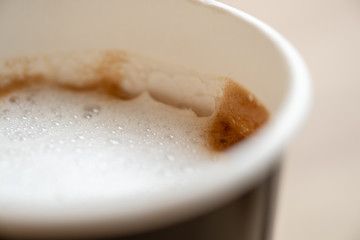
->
[[220, 1, 360, 240]]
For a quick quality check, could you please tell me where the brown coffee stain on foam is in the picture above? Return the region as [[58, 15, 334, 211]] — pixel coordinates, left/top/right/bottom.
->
[[0, 50, 134, 101], [0, 56, 47, 101], [0, 50, 133, 100], [58, 79, 127, 99], [207, 78, 269, 151], [57, 51, 135, 99], [0, 56, 43, 91], [0, 52, 269, 153], [53, 50, 133, 99], [0, 77, 45, 98]]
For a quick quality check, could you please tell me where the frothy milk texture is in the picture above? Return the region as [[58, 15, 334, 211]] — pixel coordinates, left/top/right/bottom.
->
[[0, 51, 269, 205], [0, 83, 215, 204]]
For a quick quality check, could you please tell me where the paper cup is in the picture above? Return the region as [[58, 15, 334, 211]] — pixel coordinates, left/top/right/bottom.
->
[[0, 0, 310, 239]]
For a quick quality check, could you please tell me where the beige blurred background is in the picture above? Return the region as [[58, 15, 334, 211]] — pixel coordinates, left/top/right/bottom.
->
[[220, 1, 360, 240]]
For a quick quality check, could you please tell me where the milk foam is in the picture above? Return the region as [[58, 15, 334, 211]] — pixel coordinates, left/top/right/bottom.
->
[[0, 83, 219, 205], [0, 50, 223, 116], [0, 50, 269, 206]]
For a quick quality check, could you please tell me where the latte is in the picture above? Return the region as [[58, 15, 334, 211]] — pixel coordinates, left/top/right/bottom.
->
[[0, 50, 268, 204]]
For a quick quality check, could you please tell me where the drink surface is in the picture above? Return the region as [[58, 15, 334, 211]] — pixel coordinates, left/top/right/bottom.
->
[[0, 51, 268, 205]]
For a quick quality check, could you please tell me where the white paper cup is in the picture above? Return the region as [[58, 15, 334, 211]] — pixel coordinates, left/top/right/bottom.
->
[[0, 0, 310, 239]]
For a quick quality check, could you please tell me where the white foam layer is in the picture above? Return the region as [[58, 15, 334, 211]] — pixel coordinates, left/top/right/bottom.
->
[[0, 84, 220, 205], [0, 50, 224, 116]]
